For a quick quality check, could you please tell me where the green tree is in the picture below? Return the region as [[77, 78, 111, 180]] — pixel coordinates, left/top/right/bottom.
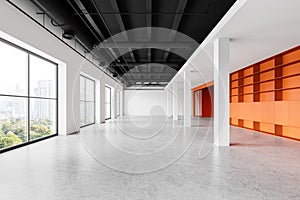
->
[[0, 131, 22, 149]]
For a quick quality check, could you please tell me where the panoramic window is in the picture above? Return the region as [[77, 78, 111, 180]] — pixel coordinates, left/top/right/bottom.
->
[[0, 39, 58, 151], [80, 75, 95, 127], [117, 91, 120, 117], [105, 86, 111, 120]]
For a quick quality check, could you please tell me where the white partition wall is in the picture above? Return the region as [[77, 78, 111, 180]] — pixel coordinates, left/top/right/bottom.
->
[[123, 90, 167, 116]]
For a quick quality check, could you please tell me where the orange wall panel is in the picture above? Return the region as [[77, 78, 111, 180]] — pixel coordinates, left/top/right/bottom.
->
[[231, 118, 239, 126], [244, 120, 253, 129], [249, 103, 262, 121], [274, 101, 289, 126], [260, 123, 274, 134], [282, 126, 300, 139], [288, 101, 300, 127], [261, 102, 274, 124], [230, 103, 239, 118]]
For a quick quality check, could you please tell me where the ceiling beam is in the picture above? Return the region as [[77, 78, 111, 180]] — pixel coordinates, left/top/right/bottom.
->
[[146, 0, 152, 62], [128, 78, 171, 83], [88, 0, 134, 81], [121, 72, 175, 76], [162, 0, 188, 62], [70, 0, 122, 69], [109, 0, 136, 62], [111, 62, 180, 67], [97, 41, 196, 48]]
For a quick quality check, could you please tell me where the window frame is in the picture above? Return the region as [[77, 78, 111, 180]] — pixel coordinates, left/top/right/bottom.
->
[[105, 86, 111, 120], [80, 74, 95, 128], [0, 37, 58, 154]]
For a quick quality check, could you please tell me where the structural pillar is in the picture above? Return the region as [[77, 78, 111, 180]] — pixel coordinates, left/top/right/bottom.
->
[[183, 71, 192, 127], [214, 38, 230, 146], [172, 83, 179, 120], [113, 88, 117, 119], [166, 87, 173, 118]]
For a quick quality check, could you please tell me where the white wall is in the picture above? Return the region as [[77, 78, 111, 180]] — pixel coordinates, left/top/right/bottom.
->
[[0, 1, 123, 134], [124, 90, 167, 116]]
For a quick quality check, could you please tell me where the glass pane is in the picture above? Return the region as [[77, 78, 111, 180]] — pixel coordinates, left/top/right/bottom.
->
[[80, 76, 85, 101], [0, 41, 28, 96], [105, 87, 111, 103], [86, 102, 94, 124], [30, 99, 56, 140], [105, 103, 111, 119], [30, 55, 56, 98], [86, 78, 94, 102], [80, 101, 85, 126], [0, 97, 27, 150]]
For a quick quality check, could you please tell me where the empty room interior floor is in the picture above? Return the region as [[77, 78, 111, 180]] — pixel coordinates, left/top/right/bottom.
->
[[0, 116, 299, 200]]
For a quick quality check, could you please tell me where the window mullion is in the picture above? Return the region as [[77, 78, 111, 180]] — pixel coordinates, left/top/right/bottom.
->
[[27, 54, 30, 142]]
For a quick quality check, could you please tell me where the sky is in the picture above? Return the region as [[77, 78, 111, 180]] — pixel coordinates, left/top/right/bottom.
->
[[0, 41, 56, 98]]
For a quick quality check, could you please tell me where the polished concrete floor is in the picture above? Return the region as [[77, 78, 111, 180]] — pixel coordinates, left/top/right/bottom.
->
[[0, 116, 300, 200]]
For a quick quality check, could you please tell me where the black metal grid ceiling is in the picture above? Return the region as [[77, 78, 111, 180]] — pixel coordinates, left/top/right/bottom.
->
[[29, 0, 236, 87]]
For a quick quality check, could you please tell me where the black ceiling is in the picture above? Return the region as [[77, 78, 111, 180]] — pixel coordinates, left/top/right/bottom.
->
[[29, 0, 236, 87]]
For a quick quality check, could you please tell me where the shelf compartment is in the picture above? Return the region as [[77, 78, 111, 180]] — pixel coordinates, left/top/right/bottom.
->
[[231, 80, 238, 88], [260, 70, 274, 81], [260, 59, 274, 71], [260, 91, 274, 102], [282, 88, 300, 101], [282, 62, 300, 76], [282, 48, 300, 64], [282, 76, 300, 88], [231, 72, 239, 81], [244, 94, 253, 102], [243, 66, 253, 77], [260, 81, 274, 92]]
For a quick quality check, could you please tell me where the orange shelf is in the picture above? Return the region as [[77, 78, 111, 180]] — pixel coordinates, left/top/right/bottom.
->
[[229, 45, 300, 141]]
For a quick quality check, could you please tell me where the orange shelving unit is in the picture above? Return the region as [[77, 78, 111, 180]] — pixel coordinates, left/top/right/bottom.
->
[[230, 45, 300, 141]]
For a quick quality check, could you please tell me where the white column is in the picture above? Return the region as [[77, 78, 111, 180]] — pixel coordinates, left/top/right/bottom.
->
[[120, 90, 124, 116], [166, 87, 173, 117], [172, 83, 179, 120], [214, 38, 230, 146], [99, 82, 106, 123], [112, 88, 117, 119], [183, 71, 192, 127]]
